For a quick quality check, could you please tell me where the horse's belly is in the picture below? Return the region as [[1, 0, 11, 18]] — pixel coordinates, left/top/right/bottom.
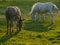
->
[[38, 9, 48, 14]]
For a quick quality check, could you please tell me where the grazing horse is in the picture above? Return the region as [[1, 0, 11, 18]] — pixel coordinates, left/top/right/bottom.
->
[[30, 2, 59, 23], [5, 6, 24, 35]]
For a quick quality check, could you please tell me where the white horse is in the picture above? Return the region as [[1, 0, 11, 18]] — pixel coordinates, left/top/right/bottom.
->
[[30, 2, 59, 23]]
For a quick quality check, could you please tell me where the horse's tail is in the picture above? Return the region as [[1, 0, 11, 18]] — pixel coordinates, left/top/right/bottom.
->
[[53, 4, 59, 11], [53, 4, 60, 16]]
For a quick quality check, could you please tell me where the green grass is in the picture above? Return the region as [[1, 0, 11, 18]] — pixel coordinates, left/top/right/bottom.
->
[[0, 0, 60, 45]]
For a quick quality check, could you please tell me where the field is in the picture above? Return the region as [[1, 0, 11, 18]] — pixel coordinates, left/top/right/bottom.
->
[[0, 0, 60, 45]]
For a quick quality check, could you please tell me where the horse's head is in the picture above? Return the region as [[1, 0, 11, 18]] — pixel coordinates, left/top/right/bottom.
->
[[18, 17, 25, 28], [29, 11, 36, 22]]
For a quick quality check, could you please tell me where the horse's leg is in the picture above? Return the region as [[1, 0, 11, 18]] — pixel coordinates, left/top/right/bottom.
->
[[36, 14, 39, 21], [36, 13, 41, 22], [19, 24, 22, 31], [17, 20, 19, 31], [10, 20, 13, 35], [50, 12, 54, 24], [39, 14, 41, 22], [19, 20, 22, 31], [43, 14, 46, 22], [6, 20, 9, 35]]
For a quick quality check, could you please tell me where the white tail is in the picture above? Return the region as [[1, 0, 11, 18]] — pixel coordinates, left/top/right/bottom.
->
[[53, 4, 60, 17], [53, 4, 59, 11]]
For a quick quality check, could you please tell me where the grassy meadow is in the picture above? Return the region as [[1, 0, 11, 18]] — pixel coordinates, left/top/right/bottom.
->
[[0, 0, 60, 45]]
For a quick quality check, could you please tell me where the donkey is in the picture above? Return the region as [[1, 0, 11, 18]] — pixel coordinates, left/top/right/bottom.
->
[[30, 2, 59, 23], [5, 6, 24, 35]]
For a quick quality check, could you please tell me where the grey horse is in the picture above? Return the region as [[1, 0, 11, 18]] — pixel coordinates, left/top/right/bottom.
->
[[5, 6, 24, 35]]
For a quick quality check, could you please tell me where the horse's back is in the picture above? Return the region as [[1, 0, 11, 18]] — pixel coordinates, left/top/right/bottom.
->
[[35, 2, 53, 10], [33, 2, 53, 7], [5, 6, 21, 20]]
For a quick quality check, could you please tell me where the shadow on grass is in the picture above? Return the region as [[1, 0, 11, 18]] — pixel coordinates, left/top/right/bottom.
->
[[23, 20, 55, 32], [0, 31, 19, 44]]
